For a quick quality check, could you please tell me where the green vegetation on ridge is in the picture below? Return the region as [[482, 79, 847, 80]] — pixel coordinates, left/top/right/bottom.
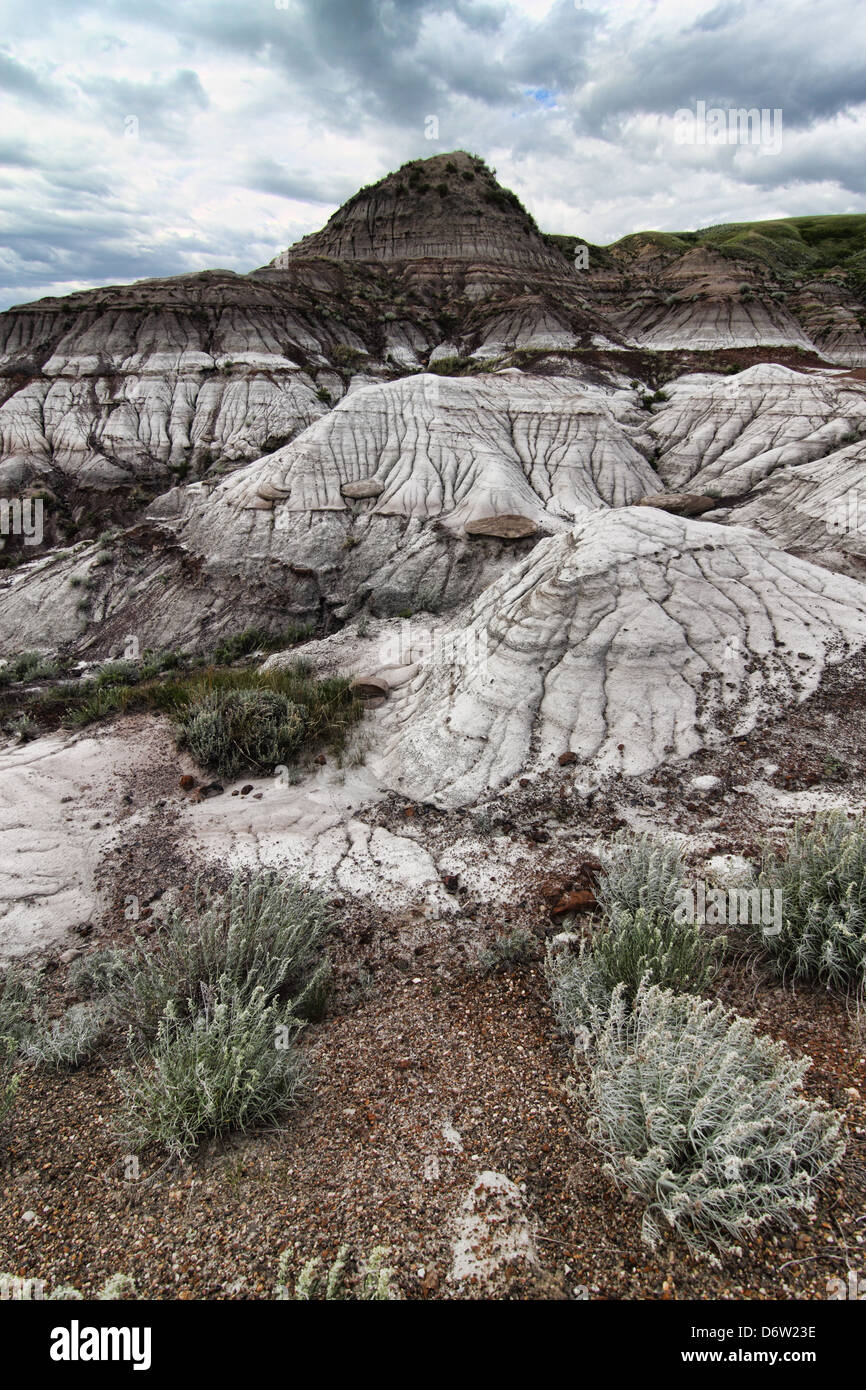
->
[[582, 214, 866, 287]]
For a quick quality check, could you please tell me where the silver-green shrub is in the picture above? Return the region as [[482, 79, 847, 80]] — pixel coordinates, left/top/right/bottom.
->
[[0, 963, 39, 1043], [586, 980, 844, 1261], [755, 812, 866, 994], [547, 831, 720, 1042], [0, 1038, 19, 1127], [594, 830, 687, 921], [25, 1002, 108, 1070], [547, 904, 721, 1044], [178, 688, 308, 780], [68, 947, 129, 997], [547, 939, 618, 1049], [0, 1272, 138, 1300], [115, 986, 306, 1158], [117, 870, 331, 1047]]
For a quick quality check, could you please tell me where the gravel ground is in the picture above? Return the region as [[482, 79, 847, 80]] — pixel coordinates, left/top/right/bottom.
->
[[1, 921, 863, 1300], [2, 662, 866, 1301]]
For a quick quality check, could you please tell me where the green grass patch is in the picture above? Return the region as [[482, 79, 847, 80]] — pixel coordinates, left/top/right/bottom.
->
[[0, 625, 324, 757], [211, 623, 313, 665], [0, 651, 65, 686], [58, 664, 362, 777], [594, 214, 866, 283], [115, 987, 307, 1159], [172, 665, 363, 778]]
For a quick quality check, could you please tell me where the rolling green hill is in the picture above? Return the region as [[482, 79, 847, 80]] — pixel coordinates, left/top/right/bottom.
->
[[549, 214, 866, 289]]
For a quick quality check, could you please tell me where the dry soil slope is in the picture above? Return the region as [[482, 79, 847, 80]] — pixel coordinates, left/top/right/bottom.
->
[[374, 507, 866, 806]]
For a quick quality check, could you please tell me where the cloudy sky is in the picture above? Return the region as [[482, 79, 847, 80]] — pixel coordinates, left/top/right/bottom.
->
[[1, 0, 864, 310]]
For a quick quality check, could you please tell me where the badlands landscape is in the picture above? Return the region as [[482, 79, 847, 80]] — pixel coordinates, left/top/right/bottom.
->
[[1, 151, 866, 1301]]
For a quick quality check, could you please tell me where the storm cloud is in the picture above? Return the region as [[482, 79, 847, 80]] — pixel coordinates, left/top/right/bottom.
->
[[0, 0, 863, 309]]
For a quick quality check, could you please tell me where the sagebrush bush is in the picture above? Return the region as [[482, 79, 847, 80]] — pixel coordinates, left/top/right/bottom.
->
[[547, 832, 720, 1040], [594, 830, 687, 920], [117, 871, 332, 1048], [68, 947, 129, 997], [115, 987, 306, 1157], [0, 651, 60, 685], [174, 665, 362, 779], [0, 1038, 19, 1127], [0, 963, 38, 1043], [8, 713, 37, 742], [51, 658, 359, 756], [755, 812, 866, 993], [211, 628, 270, 664], [548, 905, 721, 1043], [95, 660, 142, 689], [546, 939, 610, 1047], [0, 1271, 137, 1300], [178, 688, 308, 780], [586, 980, 844, 1261], [211, 624, 313, 665], [25, 1002, 108, 1070]]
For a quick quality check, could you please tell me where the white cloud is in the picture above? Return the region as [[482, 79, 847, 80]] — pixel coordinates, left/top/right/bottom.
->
[[0, 0, 863, 309]]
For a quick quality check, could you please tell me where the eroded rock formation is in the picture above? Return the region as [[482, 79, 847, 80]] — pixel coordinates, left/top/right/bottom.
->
[[374, 508, 866, 805]]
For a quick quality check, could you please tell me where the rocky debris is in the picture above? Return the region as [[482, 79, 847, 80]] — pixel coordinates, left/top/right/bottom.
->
[[375, 507, 866, 806], [190, 781, 224, 802], [637, 492, 716, 517], [341, 479, 384, 499], [689, 774, 723, 795], [705, 854, 753, 887], [550, 890, 597, 919], [527, 826, 550, 844], [448, 1171, 539, 1291], [464, 515, 540, 539]]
